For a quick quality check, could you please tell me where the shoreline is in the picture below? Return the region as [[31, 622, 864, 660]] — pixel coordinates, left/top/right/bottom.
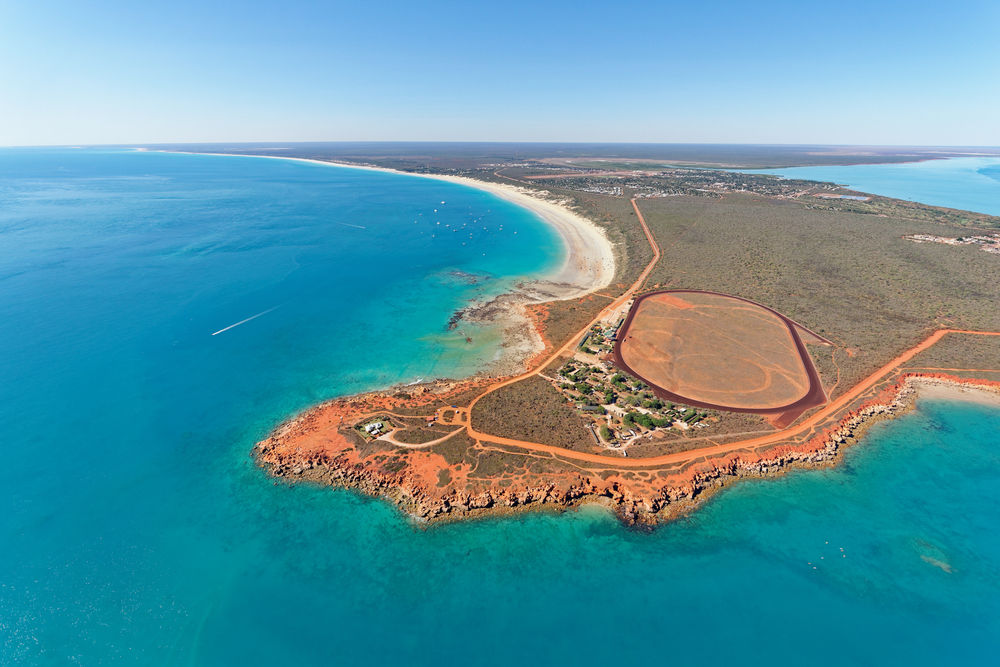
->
[[641, 375, 1000, 522], [913, 380, 1000, 407], [160, 149, 615, 381], [254, 373, 1000, 527], [161, 150, 615, 299], [170, 148, 1000, 526]]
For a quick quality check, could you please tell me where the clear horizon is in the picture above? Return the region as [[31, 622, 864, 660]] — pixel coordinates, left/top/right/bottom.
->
[[5, 141, 1000, 150], [2, 0, 998, 146]]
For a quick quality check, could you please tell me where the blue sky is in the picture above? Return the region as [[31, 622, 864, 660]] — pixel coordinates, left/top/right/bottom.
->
[[1, 0, 998, 146]]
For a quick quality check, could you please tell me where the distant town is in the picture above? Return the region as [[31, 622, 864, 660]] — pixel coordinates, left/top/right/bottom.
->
[[905, 233, 1000, 255]]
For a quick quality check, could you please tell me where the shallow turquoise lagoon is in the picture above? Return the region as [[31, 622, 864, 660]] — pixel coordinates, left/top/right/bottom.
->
[[2, 149, 999, 665], [741, 157, 1000, 216]]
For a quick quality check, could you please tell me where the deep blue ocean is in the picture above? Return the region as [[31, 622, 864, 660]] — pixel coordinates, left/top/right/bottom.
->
[[2, 149, 999, 665], [741, 157, 1000, 216]]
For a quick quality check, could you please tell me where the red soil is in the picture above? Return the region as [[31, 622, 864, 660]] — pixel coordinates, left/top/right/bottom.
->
[[253, 192, 1000, 523], [618, 291, 814, 410]]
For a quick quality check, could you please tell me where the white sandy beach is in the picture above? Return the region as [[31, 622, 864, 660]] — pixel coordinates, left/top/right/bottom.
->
[[421, 173, 616, 299], [914, 379, 1000, 406], [161, 150, 619, 376], [166, 151, 616, 300]]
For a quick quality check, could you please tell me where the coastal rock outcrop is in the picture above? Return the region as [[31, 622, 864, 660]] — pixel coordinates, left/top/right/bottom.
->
[[253, 374, 1000, 527]]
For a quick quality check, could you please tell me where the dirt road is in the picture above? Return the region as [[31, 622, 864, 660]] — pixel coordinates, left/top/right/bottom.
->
[[455, 198, 1000, 466], [347, 198, 1000, 470], [457, 199, 660, 421], [455, 329, 1000, 467]]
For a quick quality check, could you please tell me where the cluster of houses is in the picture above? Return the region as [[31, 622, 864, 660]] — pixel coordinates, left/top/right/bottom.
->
[[577, 319, 625, 355], [546, 347, 712, 451], [363, 421, 386, 436], [905, 233, 1000, 255], [522, 167, 822, 201], [812, 193, 870, 201], [576, 184, 623, 196]]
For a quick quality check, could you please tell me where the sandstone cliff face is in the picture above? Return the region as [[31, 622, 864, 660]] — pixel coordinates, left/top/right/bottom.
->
[[254, 375, 1000, 526]]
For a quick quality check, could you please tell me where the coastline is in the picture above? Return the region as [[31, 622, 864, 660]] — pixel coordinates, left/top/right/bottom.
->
[[646, 375, 1000, 521], [254, 374, 1000, 526], [914, 380, 1000, 407], [422, 172, 616, 298], [168, 149, 1000, 526], [162, 150, 615, 298], [161, 150, 615, 380]]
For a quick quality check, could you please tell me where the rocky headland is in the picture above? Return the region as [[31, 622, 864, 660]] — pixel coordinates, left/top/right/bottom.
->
[[253, 373, 1000, 527]]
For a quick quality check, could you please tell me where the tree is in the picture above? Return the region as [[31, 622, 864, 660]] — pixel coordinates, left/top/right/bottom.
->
[[599, 424, 612, 440]]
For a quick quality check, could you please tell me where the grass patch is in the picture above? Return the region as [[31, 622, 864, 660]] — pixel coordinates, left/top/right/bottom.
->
[[472, 376, 595, 452], [393, 427, 453, 445], [429, 432, 478, 466]]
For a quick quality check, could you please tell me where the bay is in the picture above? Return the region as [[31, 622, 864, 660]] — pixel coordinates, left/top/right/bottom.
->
[[740, 156, 1000, 216]]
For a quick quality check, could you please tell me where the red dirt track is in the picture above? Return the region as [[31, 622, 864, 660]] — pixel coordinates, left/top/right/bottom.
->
[[613, 290, 830, 425], [264, 195, 1000, 482], [454, 200, 1000, 468], [457, 329, 1000, 467]]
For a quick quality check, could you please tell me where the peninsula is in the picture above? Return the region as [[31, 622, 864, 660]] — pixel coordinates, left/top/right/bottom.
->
[[205, 147, 1000, 525]]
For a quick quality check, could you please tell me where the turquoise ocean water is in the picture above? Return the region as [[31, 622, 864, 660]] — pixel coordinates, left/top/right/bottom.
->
[[2, 149, 999, 665], [740, 157, 1000, 216]]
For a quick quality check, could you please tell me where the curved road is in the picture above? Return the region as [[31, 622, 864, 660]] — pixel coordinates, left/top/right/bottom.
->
[[452, 199, 1000, 467], [456, 328, 1000, 467], [359, 198, 1000, 469], [459, 198, 661, 419]]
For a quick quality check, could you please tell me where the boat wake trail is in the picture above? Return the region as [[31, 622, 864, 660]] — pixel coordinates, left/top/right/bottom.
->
[[212, 305, 282, 336], [337, 222, 365, 229]]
